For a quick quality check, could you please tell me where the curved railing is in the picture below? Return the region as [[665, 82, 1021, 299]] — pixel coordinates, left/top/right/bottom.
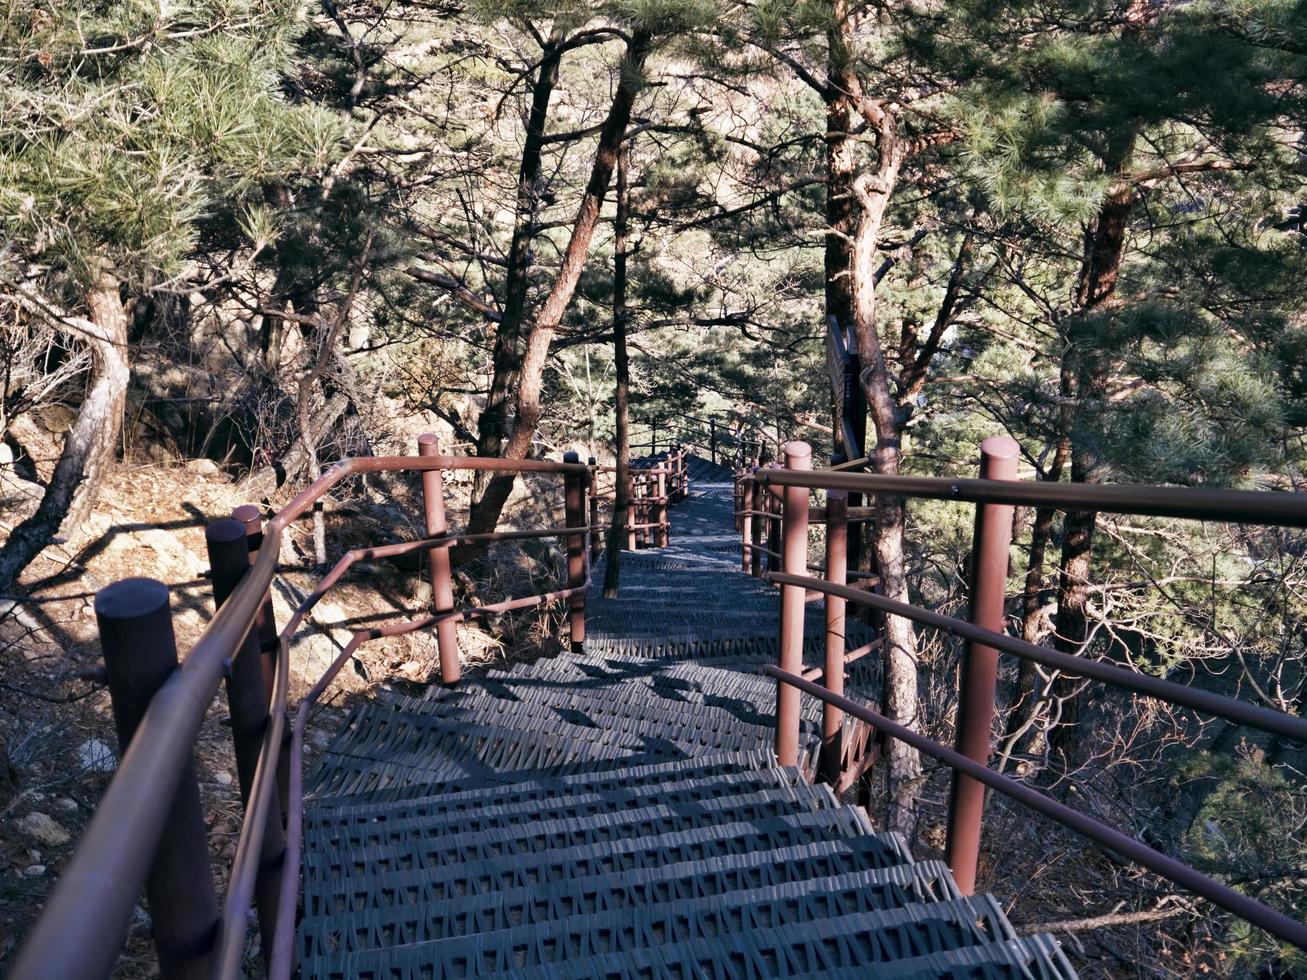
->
[[11, 445, 597, 979], [740, 436, 1307, 951]]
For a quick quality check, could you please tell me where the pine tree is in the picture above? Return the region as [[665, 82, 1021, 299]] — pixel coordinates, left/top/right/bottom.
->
[[0, 0, 345, 589]]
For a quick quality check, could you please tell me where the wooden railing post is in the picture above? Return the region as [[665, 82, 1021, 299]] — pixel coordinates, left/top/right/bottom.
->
[[945, 435, 1020, 895], [97, 579, 218, 980], [418, 433, 460, 685], [563, 451, 587, 650], [205, 520, 284, 964], [775, 441, 812, 766], [820, 489, 848, 785]]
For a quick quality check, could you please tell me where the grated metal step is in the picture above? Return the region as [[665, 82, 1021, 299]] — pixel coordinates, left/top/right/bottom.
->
[[304, 896, 1046, 978], [301, 810, 912, 918], [305, 804, 882, 884], [308, 751, 780, 818], [308, 785, 837, 857], [300, 861, 960, 959], [299, 852, 959, 956]]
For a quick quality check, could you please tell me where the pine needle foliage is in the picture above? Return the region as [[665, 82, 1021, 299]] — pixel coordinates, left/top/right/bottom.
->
[[0, 0, 345, 296]]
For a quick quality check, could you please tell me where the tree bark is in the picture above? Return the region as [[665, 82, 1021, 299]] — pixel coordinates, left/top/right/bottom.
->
[[461, 33, 652, 552], [0, 275, 129, 591], [824, 69, 856, 458], [1001, 392, 1071, 762], [604, 142, 633, 597], [473, 34, 565, 498], [1048, 135, 1137, 759], [845, 110, 921, 839]]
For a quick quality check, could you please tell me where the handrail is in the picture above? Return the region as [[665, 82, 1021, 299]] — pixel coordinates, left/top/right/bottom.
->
[[756, 468, 1307, 528], [766, 571, 1307, 744], [756, 436, 1307, 955], [12, 451, 593, 980], [766, 666, 1307, 951]]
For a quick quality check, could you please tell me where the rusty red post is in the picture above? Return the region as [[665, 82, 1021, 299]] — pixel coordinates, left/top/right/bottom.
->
[[626, 469, 638, 550], [945, 435, 1020, 895], [638, 472, 650, 548], [563, 451, 587, 650], [742, 475, 752, 574], [765, 468, 781, 573], [418, 434, 460, 685], [775, 441, 812, 767], [749, 477, 763, 577], [231, 505, 277, 696], [587, 456, 600, 561], [655, 468, 669, 547], [205, 520, 284, 964], [820, 489, 848, 785], [231, 503, 290, 821], [97, 578, 218, 980]]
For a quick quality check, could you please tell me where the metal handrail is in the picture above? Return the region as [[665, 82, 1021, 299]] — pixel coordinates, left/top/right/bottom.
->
[[12, 452, 591, 980], [756, 468, 1307, 528], [766, 570, 1307, 744], [754, 437, 1307, 954], [766, 666, 1307, 951]]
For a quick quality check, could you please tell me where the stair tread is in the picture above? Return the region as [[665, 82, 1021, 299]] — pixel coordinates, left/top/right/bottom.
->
[[302, 811, 910, 906], [300, 861, 961, 957], [304, 895, 1033, 977]]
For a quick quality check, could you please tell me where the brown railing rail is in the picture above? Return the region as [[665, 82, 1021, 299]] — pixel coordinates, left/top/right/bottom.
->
[[12, 444, 595, 980], [741, 436, 1307, 952]]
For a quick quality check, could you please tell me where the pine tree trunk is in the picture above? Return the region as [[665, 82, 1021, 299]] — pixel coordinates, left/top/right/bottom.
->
[[0, 274, 129, 591], [1047, 141, 1137, 759], [461, 33, 652, 553], [849, 151, 921, 841], [824, 76, 856, 458], [472, 37, 565, 501], [604, 143, 633, 598], [1001, 406, 1070, 763]]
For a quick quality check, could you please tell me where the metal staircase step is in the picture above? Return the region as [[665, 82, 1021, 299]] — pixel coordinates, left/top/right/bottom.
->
[[301, 810, 911, 915], [320, 699, 765, 774], [306, 720, 691, 802], [308, 784, 836, 857], [308, 752, 780, 818], [301, 830, 916, 919], [303, 894, 1022, 978], [299, 847, 956, 945], [299, 861, 960, 959], [304, 798, 875, 884], [310, 771, 832, 846], [404, 681, 813, 747]]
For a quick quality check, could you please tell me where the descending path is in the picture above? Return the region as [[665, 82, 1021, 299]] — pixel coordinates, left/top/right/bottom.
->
[[297, 456, 1077, 978]]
